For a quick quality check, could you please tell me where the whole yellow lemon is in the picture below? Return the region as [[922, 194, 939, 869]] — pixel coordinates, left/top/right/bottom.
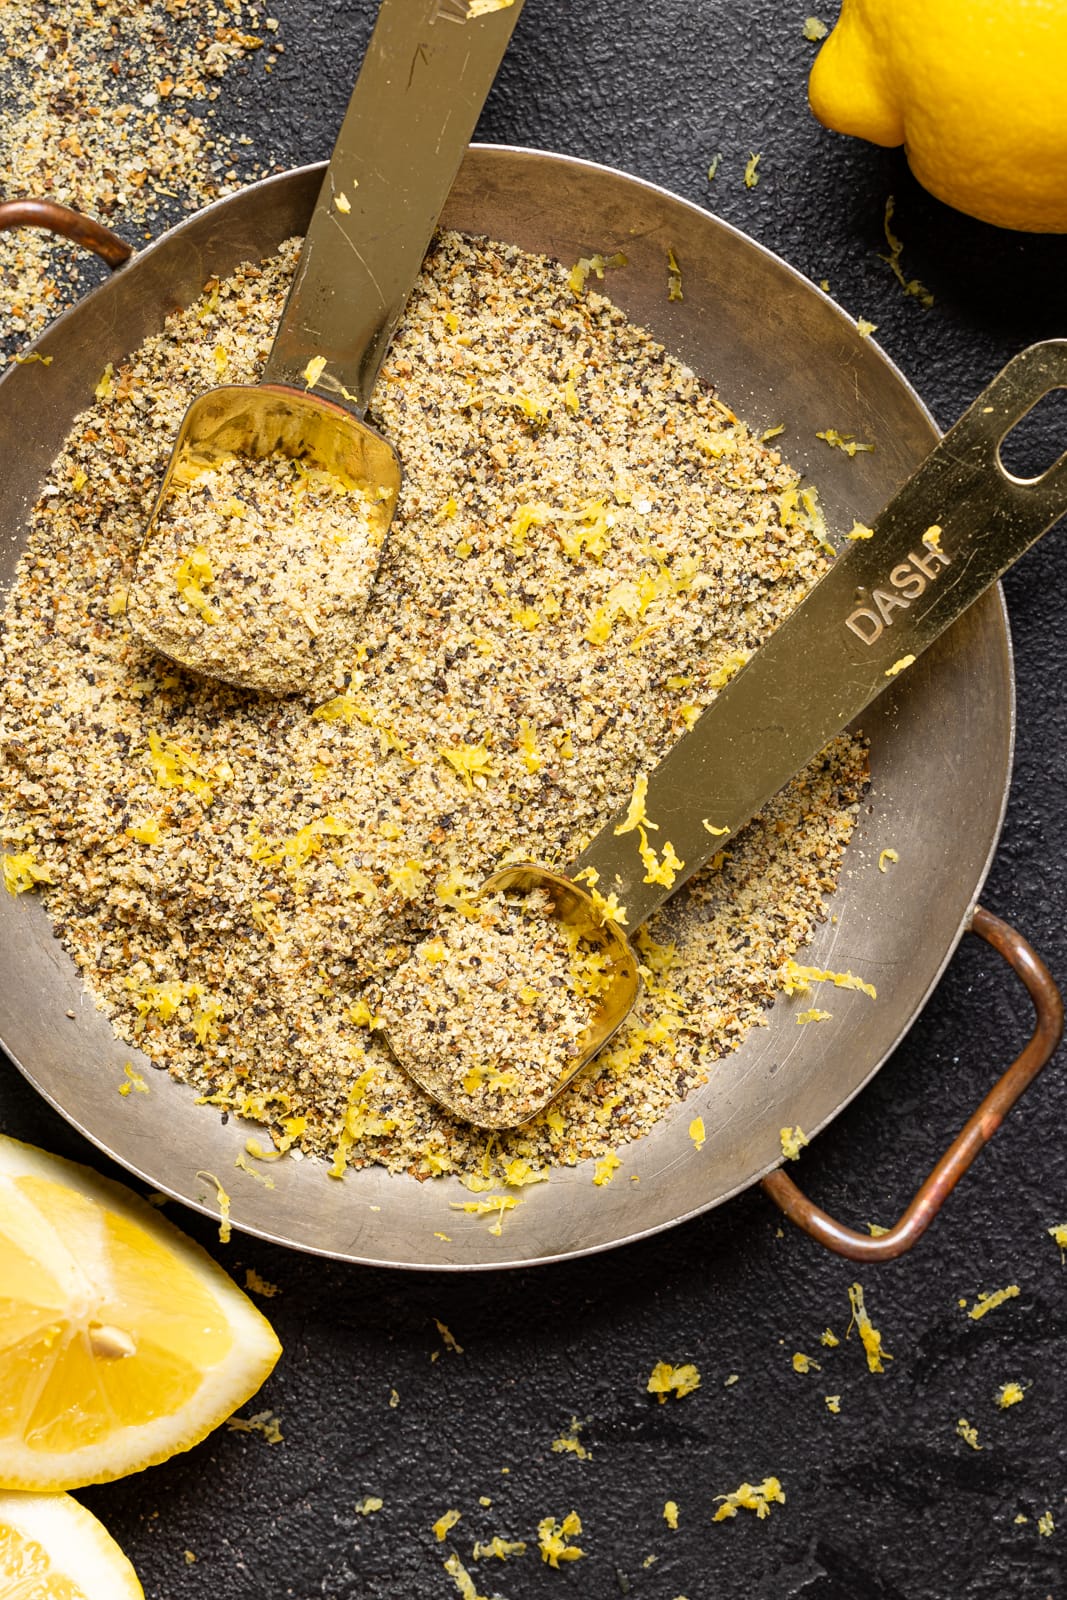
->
[[808, 0, 1067, 232]]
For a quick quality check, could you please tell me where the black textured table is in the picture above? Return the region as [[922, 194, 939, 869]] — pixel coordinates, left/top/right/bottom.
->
[[4, 4, 1067, 1597]]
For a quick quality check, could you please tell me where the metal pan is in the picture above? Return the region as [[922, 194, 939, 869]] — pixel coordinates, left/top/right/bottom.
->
[[0, 148, 1059, 1271]]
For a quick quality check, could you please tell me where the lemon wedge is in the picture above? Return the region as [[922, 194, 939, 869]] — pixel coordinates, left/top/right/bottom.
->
[[0, 1135, 281, 1491], [0, 1489, 143, 1598]]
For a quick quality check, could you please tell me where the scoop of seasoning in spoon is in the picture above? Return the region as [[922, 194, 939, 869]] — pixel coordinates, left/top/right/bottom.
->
[[377, 885, 619, 1127], [126, 449, 390, 698]]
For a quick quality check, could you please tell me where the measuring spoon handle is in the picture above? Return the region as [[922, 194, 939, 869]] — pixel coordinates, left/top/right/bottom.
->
[[262, 0, 523, 410], [575, 338, 1067, 927]]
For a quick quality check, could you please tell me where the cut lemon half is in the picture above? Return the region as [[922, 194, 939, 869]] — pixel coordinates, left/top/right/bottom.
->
[[0, 1134, 281, 1490], [0, 1489, 143, 1599]]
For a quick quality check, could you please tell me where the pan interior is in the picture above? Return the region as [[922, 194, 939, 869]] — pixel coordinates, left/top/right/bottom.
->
[[0, 148, 1012, 1269]]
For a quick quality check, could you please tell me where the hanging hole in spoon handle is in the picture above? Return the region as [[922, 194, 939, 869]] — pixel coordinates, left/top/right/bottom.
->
[[997, 381, 1067, 482], [958, 339, 1067, 527], [761, 907, 1064, 1262]]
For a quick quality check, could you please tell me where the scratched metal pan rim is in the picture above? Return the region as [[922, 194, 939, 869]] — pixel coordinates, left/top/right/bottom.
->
[[0, 146, 1015, 1270]]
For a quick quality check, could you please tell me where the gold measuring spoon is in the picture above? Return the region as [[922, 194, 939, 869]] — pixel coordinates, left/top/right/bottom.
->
[[126, 0, 524, 698], [383, 338, 1067, 1128]]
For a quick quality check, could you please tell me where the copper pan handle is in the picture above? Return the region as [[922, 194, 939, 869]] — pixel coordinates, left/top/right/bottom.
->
[[761, 906, 1063, 1261], [0, 199, 132, 269]]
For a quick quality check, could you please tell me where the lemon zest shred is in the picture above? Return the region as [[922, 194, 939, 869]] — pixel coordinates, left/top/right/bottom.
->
[[568, 251, 628, 295], [250, 814, 348, 874], [434, 1319, 464, 1355], [667, 246, 683, 302], [126, 818, 164, 846], [439, 739, 493, 791], [708, 650, 751, 688], [957, 1418, 982, 1451], [996, 1380, 1027, 1409], [388, 860, 428, 900], [846, 521, 874, 540], [664, 1500, 679, 1529], [636, 827, 683, 887], [689, 1116, 706, 1152], [501, 1157, 548, 1188], [244, 1268, 281, 1298], [537, 1511, 584, 1567], [966, 1285, 1020, 1320], [146, 730, 228, 806], [817, 428, 875, 457], [744, 153, 761, 189], [195, 1170, 232, 1243], [847, 1281, 892, 1373], [2, 849, 54, 894], [792, 1353, 820, 1374], [713, 1476, 785, 1522], [885, 654, 915, 677], [589, 886, 628, 927], [517, 718, 542, 774], [593, 1151, 621, 1186], [226, 1408, 283, 1444], [130, 977, 206, 1025], [434, 1509, 462, 1542], [880, 196, 935, 309], [551, 1418, 589, 1460], [233, 1152, 275, 1189], [781, 960, 877, 1000], [450, 1194, 519, 1236], [443, 1554, 488, 1600], [174, 545, 217, 624], [471, 1537, 526, 1560], [614, 772, 656, 835], [648, 1361, 701, 1402], [302, 355, 327, 389], [117, 1062, 149, 1097], [780, 1125, 809, 1160]]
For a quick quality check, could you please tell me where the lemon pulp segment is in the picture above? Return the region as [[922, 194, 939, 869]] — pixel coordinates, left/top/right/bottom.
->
[[0, 1517, 85, 1598]]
